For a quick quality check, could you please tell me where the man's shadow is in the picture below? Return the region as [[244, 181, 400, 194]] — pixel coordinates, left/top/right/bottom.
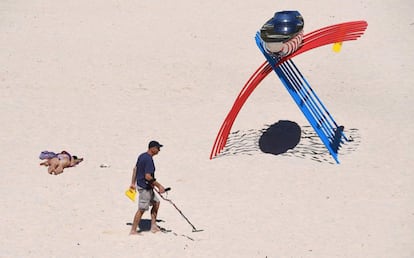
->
[[126, 219, 165, 232]]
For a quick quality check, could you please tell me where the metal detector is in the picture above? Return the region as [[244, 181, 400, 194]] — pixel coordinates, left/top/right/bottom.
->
[[156, 187, 203, 232]]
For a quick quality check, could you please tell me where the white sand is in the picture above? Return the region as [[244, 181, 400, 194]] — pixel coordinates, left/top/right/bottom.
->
[[1, 0, 413, 257]]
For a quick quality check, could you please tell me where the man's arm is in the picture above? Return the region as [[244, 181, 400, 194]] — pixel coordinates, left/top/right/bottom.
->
[[144, 173, 165, 193], [130, 166, 137, 189]]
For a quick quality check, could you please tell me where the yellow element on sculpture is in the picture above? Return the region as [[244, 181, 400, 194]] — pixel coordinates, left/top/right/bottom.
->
[[333, 42, 343, 53]]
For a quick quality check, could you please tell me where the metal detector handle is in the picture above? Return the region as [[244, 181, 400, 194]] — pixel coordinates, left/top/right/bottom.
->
[[164, 187, 171, 192]]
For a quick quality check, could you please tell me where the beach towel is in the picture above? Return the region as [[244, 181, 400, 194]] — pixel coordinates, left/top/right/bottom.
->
[[39, 151, 57, 160]]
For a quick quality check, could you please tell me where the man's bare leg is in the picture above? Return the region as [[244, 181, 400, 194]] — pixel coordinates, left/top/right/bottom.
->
[[150, 202, 160, 233], [130, 209, 145, 235]]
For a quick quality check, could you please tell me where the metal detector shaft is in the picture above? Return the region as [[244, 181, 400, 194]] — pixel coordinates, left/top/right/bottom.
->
[[156, 188, 203, 232]]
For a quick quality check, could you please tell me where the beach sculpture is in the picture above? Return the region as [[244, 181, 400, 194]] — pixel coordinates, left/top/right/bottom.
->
[[210, 11, 368, 163]]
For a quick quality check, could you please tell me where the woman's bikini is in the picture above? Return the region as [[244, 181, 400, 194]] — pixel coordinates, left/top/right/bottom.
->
[[57, 151, 72, 161]]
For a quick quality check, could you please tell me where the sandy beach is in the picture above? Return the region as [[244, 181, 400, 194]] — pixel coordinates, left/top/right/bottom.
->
[[1, 0, 413, 257]]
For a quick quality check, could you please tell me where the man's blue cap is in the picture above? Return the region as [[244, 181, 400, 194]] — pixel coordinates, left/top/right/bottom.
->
[[148, 140, 163, 149]]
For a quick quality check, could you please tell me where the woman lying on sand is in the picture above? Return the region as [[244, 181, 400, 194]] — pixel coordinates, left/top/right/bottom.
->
[[39, 151, 83, 175]]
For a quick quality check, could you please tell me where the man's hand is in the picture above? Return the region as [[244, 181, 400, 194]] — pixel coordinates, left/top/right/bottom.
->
[[157, 185, 165, 194]]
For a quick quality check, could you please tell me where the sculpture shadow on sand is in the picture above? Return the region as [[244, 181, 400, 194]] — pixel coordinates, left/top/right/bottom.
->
[[215, 120, 360, 164]]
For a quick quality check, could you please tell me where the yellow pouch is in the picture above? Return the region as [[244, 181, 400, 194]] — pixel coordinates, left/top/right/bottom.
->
[[125, 188, 136, 202]]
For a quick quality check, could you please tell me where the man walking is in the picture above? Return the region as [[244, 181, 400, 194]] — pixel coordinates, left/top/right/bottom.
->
[[129, 140, 166, 235]]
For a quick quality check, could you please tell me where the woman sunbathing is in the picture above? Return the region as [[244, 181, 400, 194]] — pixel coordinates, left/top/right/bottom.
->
[[39, 151, 83, 175]]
